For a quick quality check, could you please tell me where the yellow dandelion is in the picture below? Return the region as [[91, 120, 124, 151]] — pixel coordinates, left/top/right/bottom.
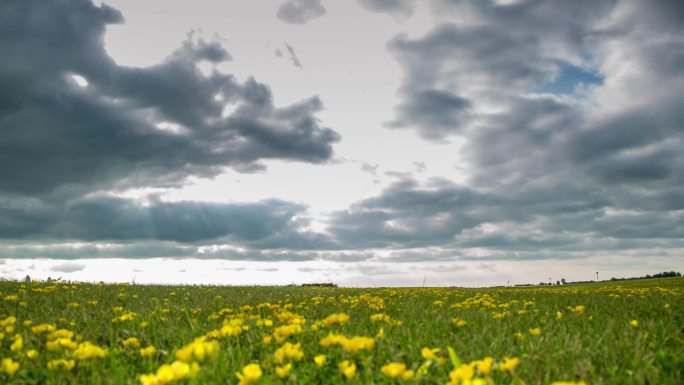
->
[[1, 358, 20, 376], [140, 345, 156, 357], [236, 363, 262, 385], [498, 357, 520, 372], [275, 363, 292, 378], [339, 360, 357, 379], [123, 337, 141, 348], [314, 354, 327, 367]]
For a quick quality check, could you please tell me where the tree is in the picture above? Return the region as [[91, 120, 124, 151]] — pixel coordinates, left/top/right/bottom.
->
[[561, 278, 566, 285]]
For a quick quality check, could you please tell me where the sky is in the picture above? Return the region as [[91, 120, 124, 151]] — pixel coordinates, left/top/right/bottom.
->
[[1, 0, 683, 287]]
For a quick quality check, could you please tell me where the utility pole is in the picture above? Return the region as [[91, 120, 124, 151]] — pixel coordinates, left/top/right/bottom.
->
[[596, 271, 599, 282]]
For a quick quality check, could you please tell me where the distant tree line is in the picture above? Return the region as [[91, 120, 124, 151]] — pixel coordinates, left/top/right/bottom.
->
[[609, 271, 681, 281], [513, 271, 681, 287]]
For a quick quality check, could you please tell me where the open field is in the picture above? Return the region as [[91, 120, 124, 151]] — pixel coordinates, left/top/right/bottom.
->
[[0, 278, 682, 385]]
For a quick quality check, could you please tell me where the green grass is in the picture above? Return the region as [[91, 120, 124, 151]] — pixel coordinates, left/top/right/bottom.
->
[[0, 278, 682, 384]]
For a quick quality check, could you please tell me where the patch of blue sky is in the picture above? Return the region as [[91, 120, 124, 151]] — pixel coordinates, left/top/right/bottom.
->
[[534, 61, 603, 95]]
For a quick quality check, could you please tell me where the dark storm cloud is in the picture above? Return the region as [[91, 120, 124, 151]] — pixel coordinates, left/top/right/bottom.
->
[[386, 0, 620, 139], [325, 173, 682, 258], [0, 0, 339, 197], [358, 0, 414, 20], [354, 0, 684, 261], [0, 196, 306, 243], [387, 89, 471, 140], [0, 0, 344, 258], [327, 179, 488, 248], [276, 0, 326, 25]]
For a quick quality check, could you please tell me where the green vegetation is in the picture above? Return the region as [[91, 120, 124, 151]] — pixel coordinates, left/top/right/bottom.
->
[[0, 277, 682, 385]]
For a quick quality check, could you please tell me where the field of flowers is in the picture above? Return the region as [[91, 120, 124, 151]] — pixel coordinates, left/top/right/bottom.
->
[[0, 277, 681, 385]]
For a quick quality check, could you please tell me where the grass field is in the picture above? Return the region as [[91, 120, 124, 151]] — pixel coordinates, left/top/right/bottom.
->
[[0, 277, 682, 385]]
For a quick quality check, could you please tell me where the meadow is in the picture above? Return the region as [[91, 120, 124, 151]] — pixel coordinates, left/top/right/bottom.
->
[[0, 277, 681, 385]]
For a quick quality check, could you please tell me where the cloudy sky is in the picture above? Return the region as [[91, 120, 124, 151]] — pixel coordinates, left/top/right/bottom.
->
[[1, 0, 683, 286]]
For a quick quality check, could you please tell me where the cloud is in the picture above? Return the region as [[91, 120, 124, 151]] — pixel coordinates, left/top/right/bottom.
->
[[277, 0, 327, 25], [1, 0, 683, 270], [0, 0, 339, 198], [351, 0, 684, 263], [50, 262, 85, 273], [284, 43, 304, 69], [0, 0, 346, 262], [0, 195, 310, 243], [358, 0, 414, 20], [387, 88, 471, 140], [325, 174, 684, 258], [385, 0, 623, 140]]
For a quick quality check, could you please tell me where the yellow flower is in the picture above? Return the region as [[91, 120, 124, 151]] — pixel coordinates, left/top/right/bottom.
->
[[31, 323, 56, 334], [262, 336, 272, 345], [370, 313, 392, 323], [73, 341, 108, 360], [314, 354, 327, 367], [421, 347, 441, 361], [339, 360, 357, 379], [140, 345, 157, 357], [275, 363, 292, 378], [47, 359, 76, 371], [112, 311, 137, 323], [529, 327, 541, 336], [452, 318, 467, 327], [236, 363, 262, 385], [123, 337, 141, 348], [341, 336, 375, 354], [272, 324, 303, 344], [1, 358, 20, 376], [48, 329, 74, 340], [381, 362, 414, 380], [140, 373, 160, 385], [175, 338, 219, 363], [322, 312, 350, 327], [475, 357, 494, 376], [569, 305, 585, 314], [630, 320, 638, 328], [274, 342, 304, 364], [0, 316, 16, 328], [320, 332, 343, 347], [140, 361, 199, 385], [47, 337, 78, 350], [498, 357, 520, 372], [556, 311, 563, 320], [27, 349, 39, 359], [10, 335, 23, 351]]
